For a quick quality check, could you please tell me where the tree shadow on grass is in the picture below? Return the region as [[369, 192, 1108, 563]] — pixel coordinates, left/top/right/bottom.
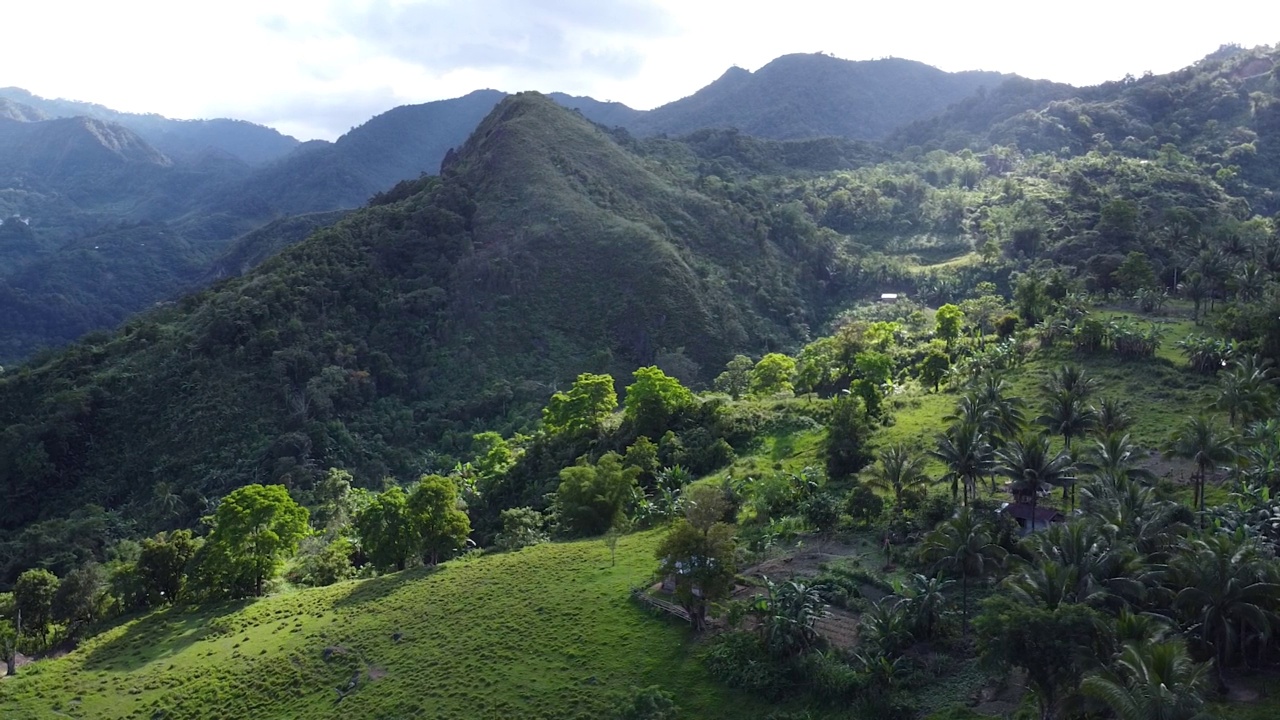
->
[[81, 600, 250, 672], [332, 565, 442, 609]]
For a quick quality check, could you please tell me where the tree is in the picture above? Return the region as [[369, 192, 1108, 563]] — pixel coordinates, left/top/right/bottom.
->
[[932, 422, 992, 506], [997, 434, 1075, 532], [750, 353, 796, 396], [1214, 355, 1274, 427], [624, 367, 694, 437], [137, 530, 198, 606], [1113, 251, 1157, 294], [865, 444, 930, 510], [920, 507, 1006, 635], [13, 569, 58, 643], [204, 484, 310, 597], [975, 596, 1106, 720], [935, 304, 965, 349], [556, 452, 641, 536], [355, 486, 416, 572], [1094, 397, 1134, 438], [409, 474, 472, 566], [52, 563, 106, 637], [1163, 416, 1235, 517], [713, 354, 754, 400], [1166, 534, 1279, 692], [655, 512, 736, 632], [844, 482, 884, 526], [824, 394, 875, 480], [1081, 640, 1211, 720], [543, 373, 617, 436], [917, 346, 951, 392]]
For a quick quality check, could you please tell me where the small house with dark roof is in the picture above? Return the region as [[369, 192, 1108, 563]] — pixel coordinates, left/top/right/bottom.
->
[[1001, 502, 1065, 535]]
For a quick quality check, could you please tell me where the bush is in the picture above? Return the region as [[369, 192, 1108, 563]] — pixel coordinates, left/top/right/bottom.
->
[[916, 494, 957, 531], [613, 686, 678, 720], [494, 507, 548, 551], [802, 492, 841, 533], [845, 483, 884, 526], [702, 631, 791, 700], [795, 651, 866, 705]]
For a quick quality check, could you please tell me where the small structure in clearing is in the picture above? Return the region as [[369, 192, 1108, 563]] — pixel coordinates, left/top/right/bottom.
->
[[1001, 502, 1065, 535]]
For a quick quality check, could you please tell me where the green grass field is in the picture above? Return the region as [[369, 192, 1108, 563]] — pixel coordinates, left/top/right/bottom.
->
[[0, 533, 757, 720]]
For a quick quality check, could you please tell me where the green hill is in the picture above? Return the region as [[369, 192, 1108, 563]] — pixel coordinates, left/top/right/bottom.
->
[[0, 532, 755, 720], [0, 92, 871, 546]]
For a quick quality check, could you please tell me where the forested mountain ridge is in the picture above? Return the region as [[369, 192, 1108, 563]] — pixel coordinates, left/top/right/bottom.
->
[[0, 93, 880, 547], [627, 54, 1010, 140], [0, 87, 301, 166], [0, 57, 1016, 364]]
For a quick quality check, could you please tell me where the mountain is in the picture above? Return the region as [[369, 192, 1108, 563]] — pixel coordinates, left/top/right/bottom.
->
[[627, 54, 1010, 140], [0, 87, 301, 166], [0, 92, 877, 539]]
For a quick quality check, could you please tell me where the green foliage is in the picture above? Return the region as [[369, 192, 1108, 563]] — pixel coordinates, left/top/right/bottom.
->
[[408, 474, 472, 565], [542, 373, 618, 436], [824, 394, 875, 481], [974, 596, 1106, 719], [750, 353, 796, 396], [495, 507, 549, 551], [51, 563, 107, 637], [136, 530, 198, 606], [713, 355, 754, 400], [934, 304, 964, 347], [199, 484, 310, 598], [624, 436, 661, 485], [613, 686, 679, 720], [288, 536, 355, 587], [656, 515, 737, 631], [355, 487, 416, 572], [13, 568, 58, 640], [801, 492, 841, 533], [844, 483, 885, 526], [555, 453, 640, 537], [625, 367, 695, 438]]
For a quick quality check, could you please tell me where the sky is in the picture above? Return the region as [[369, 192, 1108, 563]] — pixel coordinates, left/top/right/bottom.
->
[[3, 0, 1278, 142]]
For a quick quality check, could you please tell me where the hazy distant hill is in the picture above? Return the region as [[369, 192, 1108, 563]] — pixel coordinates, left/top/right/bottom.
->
[[0, 87, 301, 165], [628, 54, 1010, 140]]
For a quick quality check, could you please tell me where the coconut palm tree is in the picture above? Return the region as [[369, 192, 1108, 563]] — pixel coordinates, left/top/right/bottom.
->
[[1166, 534, 1280, 692], [866, 444, 930, 510], [1041, 363, 1097, 404], [1214, 355, 1274, 428], [997, 434, 1076, 532], [919, 507, 1006, 635], [973, 375, 1027, 443], [1080, 433, 1156, 485], [932, 421, 992, 505], [1081, 640, 1213, 720], [1093, 398, 1135, 439], [1163, 416, 1235, 518]]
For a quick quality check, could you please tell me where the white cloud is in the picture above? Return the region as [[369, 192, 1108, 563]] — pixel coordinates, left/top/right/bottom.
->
[[1, 0, 1276, 140]]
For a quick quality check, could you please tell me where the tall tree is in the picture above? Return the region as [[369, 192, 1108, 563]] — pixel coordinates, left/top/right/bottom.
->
[[355, 486, 416, 572], [997, 434, 1076, 532], [555, 452, 640, 536], [920, 507, 1006, 635], [204, 484, 310, 597], [932, 421, 992, 505], [542, 373, 618, 436], [409, 475, 472, 566], [866, 444, 930, 510], [1081, 640, 1211, 720], [655, 488, 736, 632], [1163, 416, 1235, 517], [13, 569, 58, 644]]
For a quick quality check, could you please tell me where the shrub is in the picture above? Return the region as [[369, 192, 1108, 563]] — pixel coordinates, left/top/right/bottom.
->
[[802, 492, 841, 533], [844, 483, 884, 526], [702, 631, 791, 700]]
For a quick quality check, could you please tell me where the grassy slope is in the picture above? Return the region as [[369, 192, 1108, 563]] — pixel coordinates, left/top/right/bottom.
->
[[0, 533, 756, 720]]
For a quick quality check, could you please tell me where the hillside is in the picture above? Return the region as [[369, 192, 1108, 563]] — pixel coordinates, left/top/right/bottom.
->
[[0, 533, 755, 719], [0, 92, 876, 539], [0, 87, 301, 166], [629, 54, 1009, 140]]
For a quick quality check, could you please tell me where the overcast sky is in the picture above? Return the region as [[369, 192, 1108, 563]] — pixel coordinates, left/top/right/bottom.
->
[[4, 1, 1277, 141]]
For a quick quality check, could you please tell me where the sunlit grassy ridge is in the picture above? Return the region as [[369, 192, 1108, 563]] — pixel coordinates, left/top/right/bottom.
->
[[0, 533, 755, 720]]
